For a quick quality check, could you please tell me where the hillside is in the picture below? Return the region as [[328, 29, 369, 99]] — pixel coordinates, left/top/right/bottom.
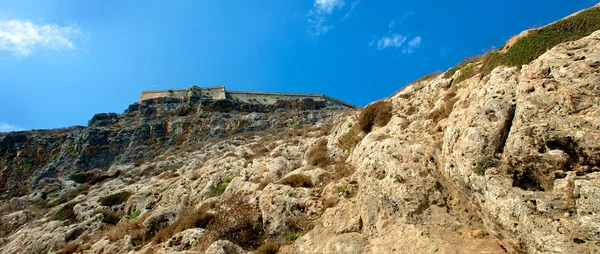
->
[[2, 3, 600, 254]]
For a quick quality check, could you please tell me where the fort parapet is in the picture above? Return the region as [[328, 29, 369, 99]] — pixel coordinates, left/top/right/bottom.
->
[[138, 85, 356, 108]]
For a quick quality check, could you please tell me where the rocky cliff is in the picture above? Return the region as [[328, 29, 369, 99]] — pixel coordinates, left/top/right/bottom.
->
[[2, 4, 600, 254]]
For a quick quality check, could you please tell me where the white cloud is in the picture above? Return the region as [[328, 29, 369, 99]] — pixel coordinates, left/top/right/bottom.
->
[[408, 36, 421, 48], [402, 36, 421, 54], [0, 20, 80, 56], [0, 123, 23, 132], [307, 0, 345, 35], [371, 19, 421, 54], [342, 1, 360, 21], [314, 0, 345, 14], [376, 34, 406, 50]]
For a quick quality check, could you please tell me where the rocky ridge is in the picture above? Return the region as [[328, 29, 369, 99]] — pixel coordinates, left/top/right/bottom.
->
[[2, 5, 600, 254]]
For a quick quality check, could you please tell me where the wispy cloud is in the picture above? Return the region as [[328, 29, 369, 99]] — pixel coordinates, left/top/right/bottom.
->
[[314, 0, 345, 14], [341, 1, 360, 21], [370, 19, 421, 54], [0, 123, 23, 132], [376, 34, 406, 50], [0, 20, 81, 56], [307, 0, 345, 35], [402, 36, 421, 54], [389, 20, 396, 29]]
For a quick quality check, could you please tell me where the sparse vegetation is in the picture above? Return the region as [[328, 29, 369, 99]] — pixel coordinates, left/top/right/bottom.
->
[[336, 182, 358, 197], [99, 191, 132, 207], [209, 177, 233, 197], [46, 184, 90, 208], [358, 101, 393, 133], [443, 7, 600, 81], [454, 62, 476, 84], [197, 194, 265, 250], [280, 174, 313, 188], [95, 209, 124, 225], [104, 218, 148, 246], [56, 242, 81, 254], [414, 70, 443, 83], [128, 207, 141, 220], [307, 139, 329, 167], [286, 231, 303, 240], [51, 202, 80, 221], [338, 125, 362, 152], [484, 7, 600, 73], [152, 201, 217, 244]]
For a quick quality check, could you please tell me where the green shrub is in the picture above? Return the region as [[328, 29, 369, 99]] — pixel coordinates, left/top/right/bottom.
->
[[128, 208, 141, 220], [336, 183, 358, 197], [99, 191, 132, 207], [453, 63, 476, 84], [209, 177, 233, 197], [286, 231, 303, 240], [280, 174, 313, 188], [357, 101, 393, 133]]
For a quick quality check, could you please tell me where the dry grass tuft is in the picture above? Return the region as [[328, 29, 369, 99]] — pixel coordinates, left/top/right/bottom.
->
[[414, 70, 443, 83], [337, 125, 363, 152], [279, 174, 313, 188], [254, 242, 280, 254], [56, 242, 81, 254], [196, 195, 265, 251], [99, 191, 132, 207], [152, 201, 217, 244], [307, 139, 329, 167], [358, 101, 393, 133]]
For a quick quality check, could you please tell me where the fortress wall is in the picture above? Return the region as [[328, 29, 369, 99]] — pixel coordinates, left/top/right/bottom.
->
[[137, 86, 356, 108], [200, 86, 226, 100], [226, 91, 325, 105], [138, 89, 187, 102], [226, 91, 356, 108]]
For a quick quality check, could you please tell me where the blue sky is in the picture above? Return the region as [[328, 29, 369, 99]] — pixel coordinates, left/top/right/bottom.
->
[[0, 0, 597, 131]]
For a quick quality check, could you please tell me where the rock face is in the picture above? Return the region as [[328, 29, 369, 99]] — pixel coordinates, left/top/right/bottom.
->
[[2, 9, 600, 254], [0, 97, 339, 200]]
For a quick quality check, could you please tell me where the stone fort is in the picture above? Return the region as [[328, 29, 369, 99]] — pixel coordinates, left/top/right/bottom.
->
[[138, 85, 357, 108]]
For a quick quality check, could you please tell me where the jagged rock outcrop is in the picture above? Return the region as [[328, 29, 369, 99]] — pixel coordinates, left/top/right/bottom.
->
[[0, 97, 338, 200]]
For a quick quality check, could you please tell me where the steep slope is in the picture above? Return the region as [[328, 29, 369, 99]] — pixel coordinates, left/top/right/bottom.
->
[[2, 4, 600, 254]]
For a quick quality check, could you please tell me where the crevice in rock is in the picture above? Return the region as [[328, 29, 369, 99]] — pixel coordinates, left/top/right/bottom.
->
[[512, 167, 544, 191], [495, 103, 516, 154], [543, 136, 600, 175]]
